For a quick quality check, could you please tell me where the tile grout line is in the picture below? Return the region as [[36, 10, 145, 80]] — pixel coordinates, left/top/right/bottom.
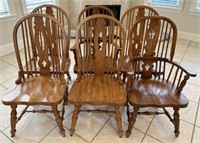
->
[[142, 134, 165, 143], [190, 97, 200, 143], [1, 131, 15, 143], [141, 113, 157, 142], [1, 59, 18, 68], [61, 111, 90, 143], [179, 40, 191, 64], [90, 115, 112, 143], [38, 126, 57, 143], [0, 75, 18, 86]]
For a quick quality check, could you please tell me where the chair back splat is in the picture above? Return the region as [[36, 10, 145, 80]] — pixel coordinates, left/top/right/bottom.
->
[[120, 5, 159, 59], [32, 4, 71, 79], [129, 16, 177, 60]]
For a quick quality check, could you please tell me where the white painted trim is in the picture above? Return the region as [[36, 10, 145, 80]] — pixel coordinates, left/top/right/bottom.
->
[[0, 40, 23, 56], [189, 0, 200, 16], [0, 43, 14, 56], [143, 0, 184, 13], [178, 31, 200, 42], [0, 14, 17, 23]]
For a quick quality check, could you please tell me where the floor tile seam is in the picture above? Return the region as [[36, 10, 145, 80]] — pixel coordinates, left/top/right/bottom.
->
[[1, 110, 31, 132], [180, 58, 200, 64], [178, 41, 190, 64], [5, 113, 59, 143], [2, 108, 57, 134], [61, 111, 89, 142], [90, 115, 112, 143], [0, 61, 15, 68], [143, 113, 197, 142], [194, 125, 200, 129], [38, 126, 57, 143], [181, 41, 200, 63], [184, 41, 192, 56], [63, 125, 90, 143], [0, 83, 8, 90], [1, 131, 15, 143], [141, 134, 165, 143], [0, 76, 18, 85], [179, 118, 196, 127], [190, 99, 200, 143], [155, 108, 198, 125], [158, 108, 199, 126], [38, 126, 89, 143], [153, 106, 199, 125], [62, 112, 73, 129], [186, 82, 200, 88], [0, 60, 18, 68], [188, 99, 200, 104], [187, 100, 199, 105], [74, 133, 90, 143], [144, 114, 182, 143], [2, 125, 10, 134], [141, 114, 156, 142], [181, 57, 200, 63]]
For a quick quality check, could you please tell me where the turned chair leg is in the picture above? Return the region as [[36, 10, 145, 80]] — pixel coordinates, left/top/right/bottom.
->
[[173, 108, 180, 137], [126, 107, 139, 138], [70, 105, 81, 136], [52, 105, 65, 137], [10, 105, 17, 137], [114, 106, 123, 138]]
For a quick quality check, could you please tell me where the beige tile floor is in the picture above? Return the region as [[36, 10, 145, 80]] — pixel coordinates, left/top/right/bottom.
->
[[0, 39, 200, 143]]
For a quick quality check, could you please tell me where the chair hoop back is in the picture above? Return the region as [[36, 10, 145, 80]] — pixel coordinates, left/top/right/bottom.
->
[[13, 13, 68, 83]]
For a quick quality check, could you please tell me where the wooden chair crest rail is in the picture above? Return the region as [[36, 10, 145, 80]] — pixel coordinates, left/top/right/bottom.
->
[[31, 4, 71, 80], [2, 13, 69, 137], [70, 5, 115, 74], [125, 57, 197, 138], [68, 14, 126, 138]]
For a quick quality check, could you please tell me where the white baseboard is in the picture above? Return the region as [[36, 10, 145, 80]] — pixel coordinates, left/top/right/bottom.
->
[[0, 31, 199, 56], [178, 31, 200, 42], [0, 42, 15, 57], [0, 40, 23, 57]]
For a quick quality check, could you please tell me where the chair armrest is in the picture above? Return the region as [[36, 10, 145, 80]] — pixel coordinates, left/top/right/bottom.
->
[[170, 60, 197, 77], [168, 60, 197, 93]]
